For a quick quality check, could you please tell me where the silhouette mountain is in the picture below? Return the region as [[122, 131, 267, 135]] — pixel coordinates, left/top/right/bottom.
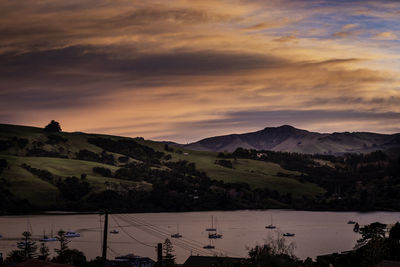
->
[[184, 125, 400, 154]]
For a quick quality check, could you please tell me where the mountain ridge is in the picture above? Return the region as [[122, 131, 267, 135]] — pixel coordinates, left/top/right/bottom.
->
[[184, 125, 400, 154]]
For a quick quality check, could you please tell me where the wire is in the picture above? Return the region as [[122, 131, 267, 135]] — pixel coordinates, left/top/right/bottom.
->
[[108, 245, 121, 257], [111, 214, 156, 248], [116, 214, 214, 256], [116, 215, 208, 255], [119, 213, 240, 257]]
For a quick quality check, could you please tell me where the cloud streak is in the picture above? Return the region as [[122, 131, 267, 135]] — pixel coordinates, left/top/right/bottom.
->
[[1, 0, 400, 142]]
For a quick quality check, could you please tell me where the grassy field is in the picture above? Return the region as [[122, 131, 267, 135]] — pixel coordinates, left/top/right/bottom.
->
[[138, 140, 325, 198], [0, 123, 325, 209], [0, 154, 149, 208]]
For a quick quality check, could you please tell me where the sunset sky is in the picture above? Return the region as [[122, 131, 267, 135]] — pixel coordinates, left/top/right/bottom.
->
[[1, 0, 400, 142]]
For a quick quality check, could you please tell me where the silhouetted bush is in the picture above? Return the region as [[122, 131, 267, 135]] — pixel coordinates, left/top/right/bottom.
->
[[93, 167, 112, 177], [57, 177, 90, 201], [118, 156, 129, 163], [44, 120, 61, 132]]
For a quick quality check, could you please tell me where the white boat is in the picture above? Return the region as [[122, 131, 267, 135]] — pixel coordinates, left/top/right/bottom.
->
[[110, 229, 119, 234], [171, 224, 182, 238], [65, 231, 80, 238], [265, 215, 276, 229]]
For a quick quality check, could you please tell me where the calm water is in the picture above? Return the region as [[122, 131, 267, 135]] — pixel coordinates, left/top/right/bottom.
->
[[1, 210, 399, 263]]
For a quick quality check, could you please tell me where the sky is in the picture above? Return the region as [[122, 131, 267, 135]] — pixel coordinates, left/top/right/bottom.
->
[[1, 0, 400, 143]]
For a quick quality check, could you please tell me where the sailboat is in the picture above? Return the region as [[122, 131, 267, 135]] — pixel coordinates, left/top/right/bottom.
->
[[265, 215, 276, 229], [205, 216, 217, 231], [39, 226, 57, 242], [39, 230, 57, 242], [208, 217, 222, 239], [171, 224, 182, 238], [203, 239, 215, 249]]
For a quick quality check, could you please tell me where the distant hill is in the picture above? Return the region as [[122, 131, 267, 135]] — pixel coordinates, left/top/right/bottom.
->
[[184, 125, 400, 154]]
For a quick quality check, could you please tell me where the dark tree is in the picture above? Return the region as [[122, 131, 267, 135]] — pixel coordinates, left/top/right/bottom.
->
[[7, 231, 38, 262], [55, 230, 70, 257], [163, 238, 175, 267], [38, 243, 50, 261], [44, 120, 61, 132], [356, 222, 387, 248], [0, 159, 7, 174], [55, 249, 86, 266], [390, 222, 400, 240]]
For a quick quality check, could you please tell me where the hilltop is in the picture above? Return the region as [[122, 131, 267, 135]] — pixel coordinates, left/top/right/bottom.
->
[[184, 125, 400, 154]]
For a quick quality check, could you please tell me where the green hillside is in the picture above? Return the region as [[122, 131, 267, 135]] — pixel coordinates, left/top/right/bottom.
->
[[0, 123, 325, 213], [138, 140, 321, 197]]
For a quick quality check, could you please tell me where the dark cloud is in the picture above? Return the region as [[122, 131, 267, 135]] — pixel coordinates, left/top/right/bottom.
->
[[0, 45, 289, 110], [0, 45, 288, 77], [305, 96, 400, 107]]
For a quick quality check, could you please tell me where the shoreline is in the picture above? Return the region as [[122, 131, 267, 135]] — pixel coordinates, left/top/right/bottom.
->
[[1, 208, 399, 217]]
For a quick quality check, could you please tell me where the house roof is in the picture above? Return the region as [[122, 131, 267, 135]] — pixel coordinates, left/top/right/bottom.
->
[[18, 259, 75, 267], [183, 256, 246, 267], [377, 261, 400, 267]]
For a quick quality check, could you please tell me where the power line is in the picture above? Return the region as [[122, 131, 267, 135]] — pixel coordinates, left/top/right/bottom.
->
[[108, 245, 121, 257], [111, 214, 156, 248], [119, 213, 240, 257], [115, 214, 206, 255], [116, 214, 214, 256]]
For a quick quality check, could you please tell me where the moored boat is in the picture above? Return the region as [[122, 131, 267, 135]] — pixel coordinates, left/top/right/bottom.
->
[[283, 233, 295, 237], [39, 236, 57, 242], [65, 231, 80, 238], [171, 224, 183, 238], [265, 215, 276, 229]]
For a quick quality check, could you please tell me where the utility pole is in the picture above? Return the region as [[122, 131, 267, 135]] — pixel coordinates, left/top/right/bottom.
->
[[157, 243, 163, 267], [102, 210, 109, 265]]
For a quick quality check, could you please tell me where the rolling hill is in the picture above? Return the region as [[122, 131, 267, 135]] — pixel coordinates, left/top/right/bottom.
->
[[0, 123, 325, 213], [184, 125, 400, 154]]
